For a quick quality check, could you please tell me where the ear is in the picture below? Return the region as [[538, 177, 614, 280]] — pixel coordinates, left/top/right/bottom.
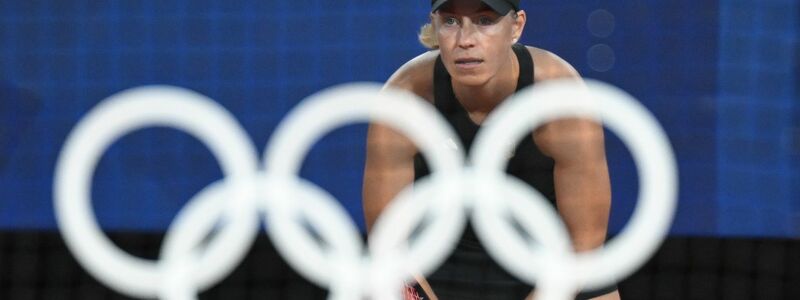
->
[[511, 10, 527, 44]]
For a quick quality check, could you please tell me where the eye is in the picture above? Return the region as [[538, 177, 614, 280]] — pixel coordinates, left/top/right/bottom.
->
[[443, 16, 459, 26], [476, 15, 498, 26]]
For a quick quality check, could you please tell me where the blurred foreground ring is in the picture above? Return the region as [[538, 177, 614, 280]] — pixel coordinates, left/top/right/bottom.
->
[[54, 80, 677, 300]]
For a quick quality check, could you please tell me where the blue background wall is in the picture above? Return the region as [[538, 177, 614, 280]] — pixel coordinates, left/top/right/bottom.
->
[[0, 1, 797, 237]]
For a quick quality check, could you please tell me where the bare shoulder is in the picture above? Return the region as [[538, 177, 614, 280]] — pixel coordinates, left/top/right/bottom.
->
[[384, 50, 439, 103], [522, 46, 602, 159], [523, 46, 581, 82]]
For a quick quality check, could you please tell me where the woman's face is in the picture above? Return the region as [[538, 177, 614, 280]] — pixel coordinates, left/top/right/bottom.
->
[[433, 1, 525, 87]]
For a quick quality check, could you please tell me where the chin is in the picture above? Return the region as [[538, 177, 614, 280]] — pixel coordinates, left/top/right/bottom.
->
[[451, 73, 492, 87]]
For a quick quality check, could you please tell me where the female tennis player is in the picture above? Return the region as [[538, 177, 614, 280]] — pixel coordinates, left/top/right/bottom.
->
[[363, 1, 620, 299]]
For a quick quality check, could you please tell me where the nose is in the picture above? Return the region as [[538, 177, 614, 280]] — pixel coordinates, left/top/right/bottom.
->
[[457, 21, 477, 49]]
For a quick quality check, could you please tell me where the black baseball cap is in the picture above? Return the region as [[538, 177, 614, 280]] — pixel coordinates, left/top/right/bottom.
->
[[431, 0, 520, 14]]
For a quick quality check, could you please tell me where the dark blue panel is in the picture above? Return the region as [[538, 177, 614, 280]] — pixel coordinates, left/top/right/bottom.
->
[[0, 0, 797, 238], [716, 0, 799, 238], [0, 0, 427, 231], [521, 1, 720, 236]]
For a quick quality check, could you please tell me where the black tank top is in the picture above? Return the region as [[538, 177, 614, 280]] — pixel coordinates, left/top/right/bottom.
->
[[413, 44, 556, 250], [411, 45, 616, 300], [409, 44, 555, 299]]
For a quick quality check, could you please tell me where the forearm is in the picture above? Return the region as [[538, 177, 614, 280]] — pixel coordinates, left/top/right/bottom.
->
[[554, 159, 612, 252], [362, 123, 416, 233], [551, 132, 616, 299], [362, 167, 414, 232], [541, 118, 611, 251]]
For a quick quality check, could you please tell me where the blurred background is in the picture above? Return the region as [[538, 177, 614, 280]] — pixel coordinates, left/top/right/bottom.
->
[[0, 0, 798, 299]]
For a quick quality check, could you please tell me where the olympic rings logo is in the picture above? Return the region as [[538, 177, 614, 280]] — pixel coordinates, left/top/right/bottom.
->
[[54, 80, 677, 300]]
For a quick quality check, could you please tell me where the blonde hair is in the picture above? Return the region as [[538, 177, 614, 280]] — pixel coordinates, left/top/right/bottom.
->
[[418, 12, 520, 49], [418, 23, 439, 49]]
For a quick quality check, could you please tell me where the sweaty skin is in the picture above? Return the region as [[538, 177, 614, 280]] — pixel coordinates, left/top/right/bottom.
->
[[363, 2, 620, 299]]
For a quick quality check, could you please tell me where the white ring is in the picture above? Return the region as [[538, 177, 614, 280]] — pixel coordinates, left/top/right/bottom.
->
[[53, 86, 259, 298], [54, 80, 677, 300], [471, 79, 678, 297], [262, 83, 466, 299], [158, 177, 260, 300]]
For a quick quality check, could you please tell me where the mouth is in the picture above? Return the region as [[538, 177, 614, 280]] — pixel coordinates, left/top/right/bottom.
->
[[454, 58, 484, 67]]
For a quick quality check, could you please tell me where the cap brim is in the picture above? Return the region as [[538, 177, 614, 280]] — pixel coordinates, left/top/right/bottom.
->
[[431, 0, 515, 15], [431, 0, 449, 12], [481, 0, 515, 15]]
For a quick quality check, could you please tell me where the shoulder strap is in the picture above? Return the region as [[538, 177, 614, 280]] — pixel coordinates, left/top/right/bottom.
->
[[512, 43, 535, 90], [433, 54, 459, 114]]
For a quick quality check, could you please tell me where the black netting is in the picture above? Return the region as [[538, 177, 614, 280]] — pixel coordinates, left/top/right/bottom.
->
[[1, 231, 798, 299]]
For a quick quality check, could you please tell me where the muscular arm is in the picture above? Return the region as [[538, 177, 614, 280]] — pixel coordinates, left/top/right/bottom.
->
[[541, 117, 611, 252], [363, 52, 435, 233], [362, 120, 417, 232], [532, 48, 611, 251], [362, 53, 443, 300], [531, 48, 620, 300]]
